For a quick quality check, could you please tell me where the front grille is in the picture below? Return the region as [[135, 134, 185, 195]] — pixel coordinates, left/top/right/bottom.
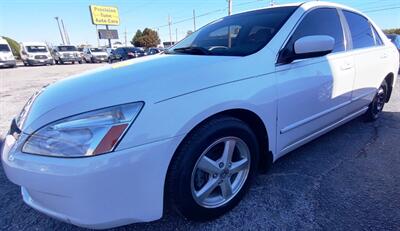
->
[[96, 55, 107, 59], [63, 53, 72, 57], [34, 55, 47, 59]]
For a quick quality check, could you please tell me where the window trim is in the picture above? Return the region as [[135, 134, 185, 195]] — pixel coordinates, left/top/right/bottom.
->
[[276, 7, 347, 65]]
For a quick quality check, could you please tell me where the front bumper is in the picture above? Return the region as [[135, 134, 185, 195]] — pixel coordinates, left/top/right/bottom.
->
[[27, 59, 53, 65], [0, 60, 16, 67], [59, 57, 80, 63], [92, 56, 108, 62], [2, 134, 183, 229]]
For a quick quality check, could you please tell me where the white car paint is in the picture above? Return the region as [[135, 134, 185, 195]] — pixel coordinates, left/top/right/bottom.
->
[[0, 37, 16, 67], [1, 1, 399, 229], [19, 42, 53, 66]]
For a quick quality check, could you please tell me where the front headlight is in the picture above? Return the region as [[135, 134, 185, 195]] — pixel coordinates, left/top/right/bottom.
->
[[22, 102, 144, 157]]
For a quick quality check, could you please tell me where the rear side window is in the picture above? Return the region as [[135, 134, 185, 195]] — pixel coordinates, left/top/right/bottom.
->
[[283, 8, 345, 57], [343, 11, 375, 49]]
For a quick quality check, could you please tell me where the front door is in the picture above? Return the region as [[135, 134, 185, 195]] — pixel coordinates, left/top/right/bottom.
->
[[275, 8, 355, 158]]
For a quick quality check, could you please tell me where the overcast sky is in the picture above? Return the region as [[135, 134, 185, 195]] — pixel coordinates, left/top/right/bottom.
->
[[1, 0, 399, 47]]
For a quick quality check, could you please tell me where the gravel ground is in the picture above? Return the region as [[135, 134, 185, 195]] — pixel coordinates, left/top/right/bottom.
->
[[0, 65, 399, 230]]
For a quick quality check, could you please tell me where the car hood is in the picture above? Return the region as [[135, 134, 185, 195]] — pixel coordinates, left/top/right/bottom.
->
[[20, 54, 256, 133]]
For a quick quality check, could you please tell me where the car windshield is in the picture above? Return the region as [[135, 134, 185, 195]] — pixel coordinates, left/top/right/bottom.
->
[[26, 46, 48, 53], [90, 48, 105, 52], [167, 6, 297, 56], [0, 44, 10, 52], [58, 46, 77, 52]]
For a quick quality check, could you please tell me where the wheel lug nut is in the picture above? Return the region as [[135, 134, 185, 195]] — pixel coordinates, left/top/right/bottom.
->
[[213, 174, 218, 178], [219, 162, 224, 168]]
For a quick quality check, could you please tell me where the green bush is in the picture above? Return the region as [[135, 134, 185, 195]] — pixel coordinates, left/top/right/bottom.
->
[[2, 36, 20, 59]]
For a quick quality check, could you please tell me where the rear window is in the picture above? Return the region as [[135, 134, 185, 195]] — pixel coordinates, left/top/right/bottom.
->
[[168, 6, 298, 56], [0, 44, 10, 52], [343, 11, 375, 49]]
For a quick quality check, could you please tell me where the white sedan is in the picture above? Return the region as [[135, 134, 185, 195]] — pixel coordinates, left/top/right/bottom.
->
[[1, 1, 399, 229]]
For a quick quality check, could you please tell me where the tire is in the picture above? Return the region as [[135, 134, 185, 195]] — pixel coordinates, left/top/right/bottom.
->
[[72, 61, 75, 64], [166, 116, 259, 221], [91, 57, 96, 63], [78, 60, 82, 64], [364, 80, 388, 121], [60, 60, 64, 65]]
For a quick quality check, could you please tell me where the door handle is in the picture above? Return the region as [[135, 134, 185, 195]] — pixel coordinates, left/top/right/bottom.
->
[[341, 62, 353, 70]]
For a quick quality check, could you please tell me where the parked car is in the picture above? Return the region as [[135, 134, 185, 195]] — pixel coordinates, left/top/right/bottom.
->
[[82, 47, 108, 63], [0, 37, 16, 68], [19, 42, 54, 66], [2, 2, 398, 229], [77, 47, 85, 61], [145, 47, 161, 55], [52, 45, 82, 64], [108, 47, 146, 63]]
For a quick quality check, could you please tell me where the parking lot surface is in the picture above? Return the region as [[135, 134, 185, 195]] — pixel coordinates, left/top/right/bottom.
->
[[0, 65, 399, 230]]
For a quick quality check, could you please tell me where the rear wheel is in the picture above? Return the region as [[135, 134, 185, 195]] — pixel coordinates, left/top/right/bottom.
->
[[365, 80, 388, 121], [166, 116, 259, 221]]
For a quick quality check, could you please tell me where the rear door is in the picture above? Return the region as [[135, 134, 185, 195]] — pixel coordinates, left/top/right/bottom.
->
[[275, 8, 355, 156], [341, 10, 390, 110]]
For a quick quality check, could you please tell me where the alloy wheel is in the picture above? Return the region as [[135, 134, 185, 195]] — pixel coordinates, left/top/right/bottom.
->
[[190, 136, 251, 208]]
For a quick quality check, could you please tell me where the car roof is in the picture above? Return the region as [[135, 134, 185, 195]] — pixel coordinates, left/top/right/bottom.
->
[[0, 37, 8, 44], [20, 42, 47, 46], [236, 1, 363, 17]]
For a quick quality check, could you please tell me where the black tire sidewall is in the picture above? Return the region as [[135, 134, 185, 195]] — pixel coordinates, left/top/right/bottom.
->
[[366, 81, 388, 121], [168, 117, 259, 220]]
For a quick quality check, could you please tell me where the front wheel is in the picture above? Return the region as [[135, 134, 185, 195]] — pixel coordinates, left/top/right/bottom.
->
[[166, 116, 259, 221], [365, 80, 388, 121]]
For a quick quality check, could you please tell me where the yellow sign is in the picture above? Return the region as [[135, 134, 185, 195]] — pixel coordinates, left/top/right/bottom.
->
[[89, 5, 120, 26]]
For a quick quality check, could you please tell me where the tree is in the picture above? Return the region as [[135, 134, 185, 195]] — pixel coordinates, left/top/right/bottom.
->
[[2, 36, 20, 59], [383, 28, 400, 35], [131, 28, 160, 48], [131, 30, 142, 47]]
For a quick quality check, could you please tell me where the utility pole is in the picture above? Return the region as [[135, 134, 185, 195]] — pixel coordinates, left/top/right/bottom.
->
[[193, 9, 196, 31], [54, 17, 65, 45], [106, 25, 112, 48], [61, 19, 70, 45], [228, 0, 232, 15], [168, 15, 173, 46]]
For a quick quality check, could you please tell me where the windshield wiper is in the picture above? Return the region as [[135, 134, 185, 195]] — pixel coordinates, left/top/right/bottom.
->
[[173, 46, 211, 55]]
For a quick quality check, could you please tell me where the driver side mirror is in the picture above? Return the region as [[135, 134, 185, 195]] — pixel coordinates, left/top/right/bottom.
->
[[279, 35, 335, 64]]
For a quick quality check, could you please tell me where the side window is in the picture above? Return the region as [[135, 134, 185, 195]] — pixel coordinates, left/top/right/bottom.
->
[[371, 25, 383, 46], [343, 11, 375, 49], [284, 8, 345, 55]]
